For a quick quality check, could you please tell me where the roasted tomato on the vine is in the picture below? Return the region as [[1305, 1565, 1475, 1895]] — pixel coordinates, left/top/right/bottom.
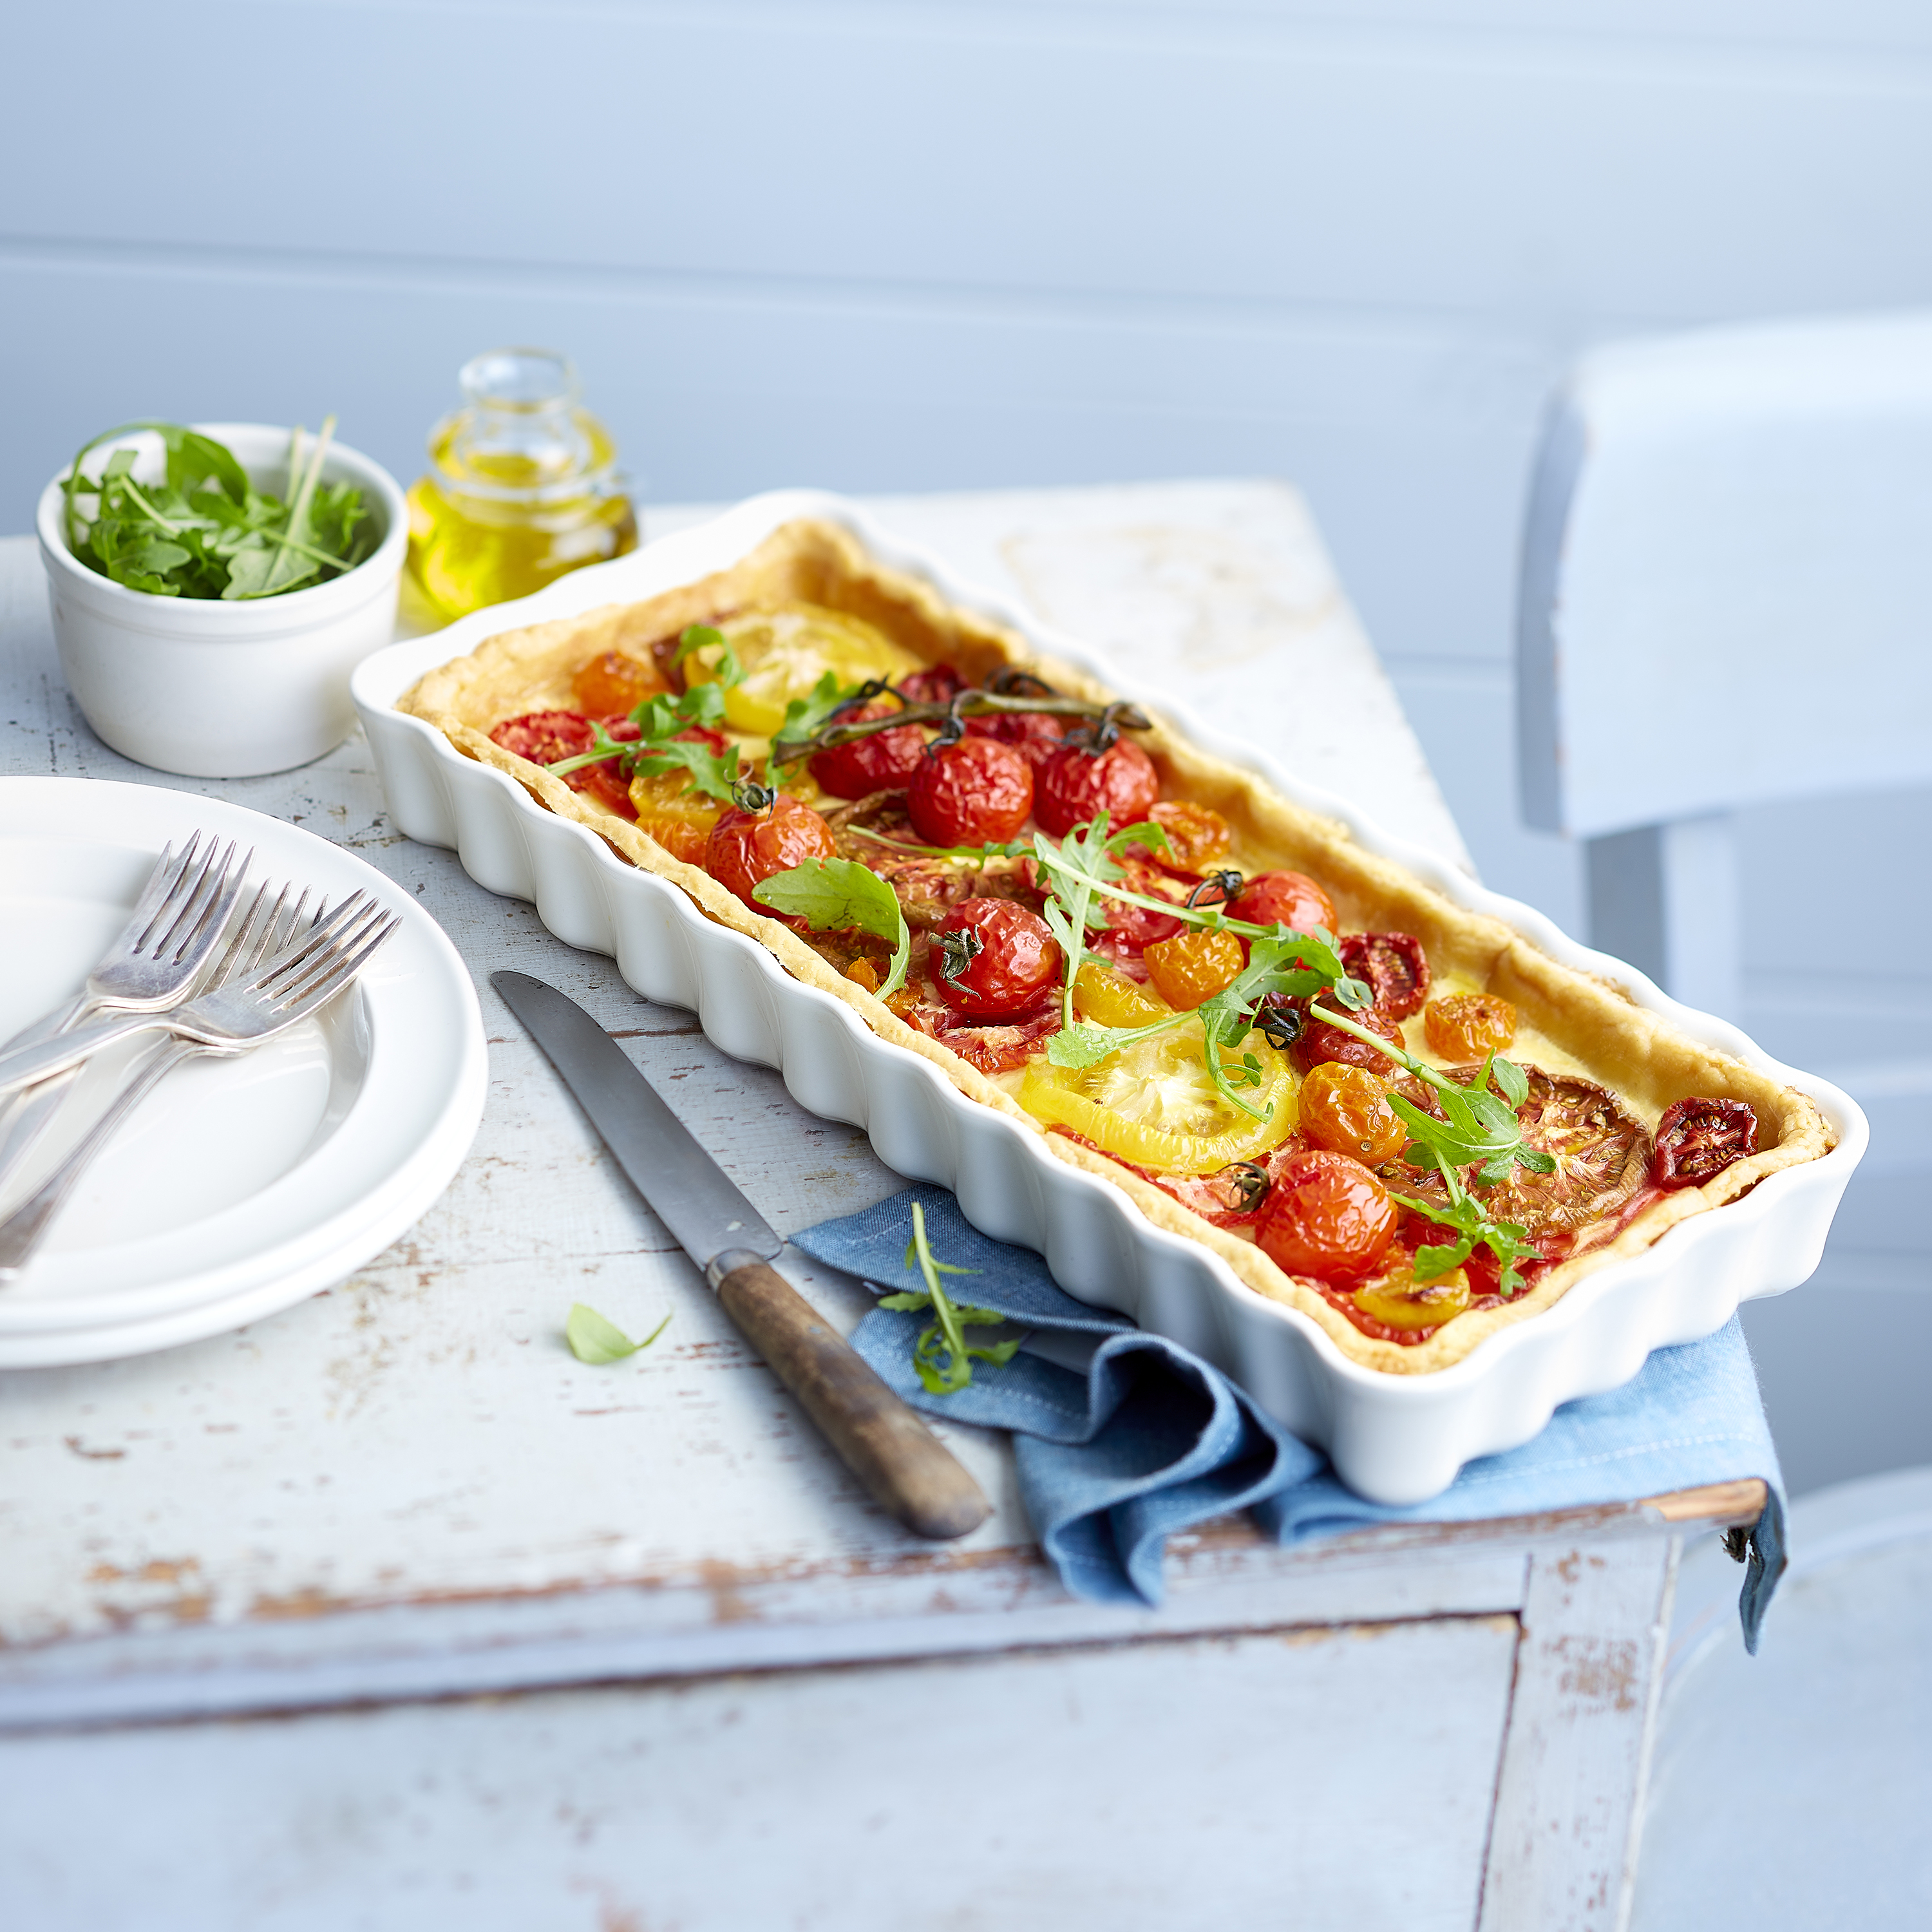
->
[[1652, 1097, 1759, 1191], [965, 709, 1065, 770], [1294, 1003, 1406, 1077], [929, 897, 1063, 1021], [1255, 1150, 1397, 1283], [906, 735, 1034, 848], [1297, 1061, 1406, 1165], [1227, 870, 1337, 939], [1424, 992, 1517, 1061], [809, 702, 926, 799], [898, 663, 965, 706], [1340, 933, 1431, 1019], [1142, 926, 1245, 1010], [1034, 737, 1160, 837], [706, 793, 838, 913]]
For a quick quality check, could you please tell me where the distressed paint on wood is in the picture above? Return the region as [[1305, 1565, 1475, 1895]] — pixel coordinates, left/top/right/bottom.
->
[[0, 1613, 1524, 1932], [1478, 1539, 1679, 1932]]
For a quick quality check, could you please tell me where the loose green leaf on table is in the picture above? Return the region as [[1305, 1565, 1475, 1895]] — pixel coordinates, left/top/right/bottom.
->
[[565, 1303, 672, 1364]]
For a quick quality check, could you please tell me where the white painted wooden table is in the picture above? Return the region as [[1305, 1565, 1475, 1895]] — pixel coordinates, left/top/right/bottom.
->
[[0, 485, 1748, 1931]]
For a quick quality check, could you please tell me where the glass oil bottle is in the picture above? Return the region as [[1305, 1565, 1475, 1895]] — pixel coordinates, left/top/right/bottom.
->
[[405, 348, 638, 623]]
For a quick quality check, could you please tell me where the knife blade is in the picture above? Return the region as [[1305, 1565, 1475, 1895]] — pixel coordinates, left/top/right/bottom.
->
[[493, 971, 990, 1542]]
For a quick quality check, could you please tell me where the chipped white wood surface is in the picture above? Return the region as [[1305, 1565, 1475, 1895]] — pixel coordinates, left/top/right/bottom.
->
[[0, 487, 1681, 1929], [1479, 1539, 1679, 1932], [2, 1615, 1522, 1932]]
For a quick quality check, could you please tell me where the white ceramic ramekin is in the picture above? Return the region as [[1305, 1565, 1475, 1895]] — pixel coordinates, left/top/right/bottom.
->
[[36, 422, 408, 778], [352, 489, 1868, 1504]]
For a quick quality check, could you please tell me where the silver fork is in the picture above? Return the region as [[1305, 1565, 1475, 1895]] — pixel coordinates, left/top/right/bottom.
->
[[0, 835, 251, 1196], [0, 891, 399, 1100], [0, 881, 333, 1279]]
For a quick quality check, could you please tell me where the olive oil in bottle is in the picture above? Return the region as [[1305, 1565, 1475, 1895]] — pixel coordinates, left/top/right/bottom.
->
[[405, 348, 638, 622]]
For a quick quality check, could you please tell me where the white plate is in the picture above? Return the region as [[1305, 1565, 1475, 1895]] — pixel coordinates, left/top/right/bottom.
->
[[0, 779, 487, 1366], [352, 489, 1866, 1504]]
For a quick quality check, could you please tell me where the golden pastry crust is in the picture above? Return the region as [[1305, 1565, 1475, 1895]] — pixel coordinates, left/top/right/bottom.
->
[[401, 518, 1833, 1374]]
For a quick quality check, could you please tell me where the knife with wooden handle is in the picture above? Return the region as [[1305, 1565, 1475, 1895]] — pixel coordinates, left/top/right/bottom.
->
[[492, 971, 991, 1541]]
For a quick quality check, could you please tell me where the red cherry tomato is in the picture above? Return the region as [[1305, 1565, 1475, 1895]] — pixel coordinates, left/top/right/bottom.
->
[[1294, 1003, 1406, 1077], [808, 702, 925, 799], [1034, 737, 1160, 837], [1255, 1150, 1397, 1283], [929, 897, 1063, 1021], [706, 794, 838, 913], [578, 715, 642, 817], [1097, 854, 1189, 954], [1339, 932, 1431, 1019], [965, 710, 1066, 771], [1652, 1097, 1759, 1191], [1226, 870, 1338, 938], [907, 736, 1034, 848], [489, 709, 594, 766], [490, 710, 644, 819], [1399, 1211, 1508, 1300], [899, 663, 965, 706]]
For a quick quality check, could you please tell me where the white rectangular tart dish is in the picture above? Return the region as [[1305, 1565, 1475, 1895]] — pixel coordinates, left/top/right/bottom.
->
[[352, 489, 1865, 1504]]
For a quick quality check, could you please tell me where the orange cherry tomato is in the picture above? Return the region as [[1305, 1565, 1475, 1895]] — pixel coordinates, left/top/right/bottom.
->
[[573, 650, 667, 717], [628, 769, 721, 864], [706, 794, 837, 912], [1034, 738, 1160, 837], [1424, 992, 1517, 1061], [1255, 1150, 1397, 1283], [907, 735, 1034, 847], [1147, 799, 1233, 873], [1226, 870, 1337, 938], [1297, 1061, 1406, 1165], [1142, 926, 1246, 1011]]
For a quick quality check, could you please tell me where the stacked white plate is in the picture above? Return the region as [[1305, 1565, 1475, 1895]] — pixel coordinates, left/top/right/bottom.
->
[[0, 779, 486, 1366]]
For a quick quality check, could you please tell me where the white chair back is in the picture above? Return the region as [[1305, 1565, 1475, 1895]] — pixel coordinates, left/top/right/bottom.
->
[[1517, 313, 1932, 1016]]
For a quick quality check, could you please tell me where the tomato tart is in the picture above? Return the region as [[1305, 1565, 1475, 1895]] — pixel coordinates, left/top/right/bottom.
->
[[399, 518, 1833, 1375]]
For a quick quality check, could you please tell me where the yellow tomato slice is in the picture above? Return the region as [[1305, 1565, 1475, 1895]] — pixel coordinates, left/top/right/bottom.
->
[[685, 605, 924, 737], [1354, 1262, 1472, 1332], [1018, 1025, 1297, 1175], [1072, 963, 1173, 1028]]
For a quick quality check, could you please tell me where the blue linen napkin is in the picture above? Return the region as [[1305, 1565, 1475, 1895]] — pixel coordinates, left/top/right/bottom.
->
[[790, 1184, 1787, 1649]]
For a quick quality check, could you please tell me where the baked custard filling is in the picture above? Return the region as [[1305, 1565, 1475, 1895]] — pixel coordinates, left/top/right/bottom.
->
[[401, 519, 1832, 1376]]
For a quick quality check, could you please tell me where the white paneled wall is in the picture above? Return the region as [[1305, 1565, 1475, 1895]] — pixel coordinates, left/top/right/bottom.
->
[[3, 0, 1928, 1485]]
